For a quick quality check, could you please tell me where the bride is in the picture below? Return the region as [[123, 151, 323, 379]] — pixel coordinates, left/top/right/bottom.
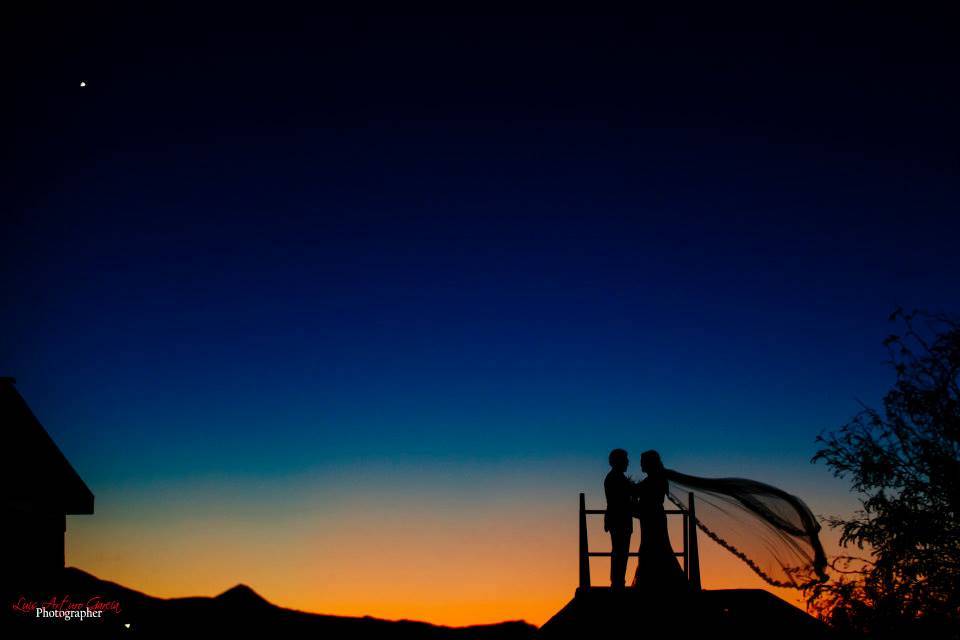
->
[[628, 449, 828, 591], [631, 450, 688, 591]]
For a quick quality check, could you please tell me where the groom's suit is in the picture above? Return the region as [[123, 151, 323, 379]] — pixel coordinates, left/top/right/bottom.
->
[[604, 470, 635, 588]]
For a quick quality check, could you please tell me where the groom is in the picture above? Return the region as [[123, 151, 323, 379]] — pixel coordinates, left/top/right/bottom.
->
[[604, 448, 636, 589]]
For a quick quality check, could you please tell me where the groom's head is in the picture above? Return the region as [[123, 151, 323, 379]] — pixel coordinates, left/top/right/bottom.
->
[[608, 448, 629, 472]]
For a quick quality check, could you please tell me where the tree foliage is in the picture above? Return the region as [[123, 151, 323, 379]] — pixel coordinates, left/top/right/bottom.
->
[[806, 309, 960, 637]]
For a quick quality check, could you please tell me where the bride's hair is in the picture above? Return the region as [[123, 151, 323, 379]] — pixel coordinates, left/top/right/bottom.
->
[[640, 449, 664, 473]]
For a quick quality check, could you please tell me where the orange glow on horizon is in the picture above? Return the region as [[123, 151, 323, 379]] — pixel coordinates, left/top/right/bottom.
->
[[67, 478, 843, 627]]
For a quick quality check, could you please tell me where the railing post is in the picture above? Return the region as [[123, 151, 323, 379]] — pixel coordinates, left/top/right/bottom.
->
[[687, 492, 701, 591], [682, 511, 689, 579], [578, 492, 591, 590]]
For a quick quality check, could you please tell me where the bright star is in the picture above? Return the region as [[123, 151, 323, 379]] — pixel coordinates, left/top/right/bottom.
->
[[80, 81, 86, 87]]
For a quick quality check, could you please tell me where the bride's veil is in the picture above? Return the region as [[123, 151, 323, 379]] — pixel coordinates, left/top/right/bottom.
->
[[663, 468, 829, 588]]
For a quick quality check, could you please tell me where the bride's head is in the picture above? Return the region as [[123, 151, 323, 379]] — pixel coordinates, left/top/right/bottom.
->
[[640, 450, 664, 475]]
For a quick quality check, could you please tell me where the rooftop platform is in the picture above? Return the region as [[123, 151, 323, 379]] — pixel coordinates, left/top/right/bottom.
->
[[539, 586, 832, 639]]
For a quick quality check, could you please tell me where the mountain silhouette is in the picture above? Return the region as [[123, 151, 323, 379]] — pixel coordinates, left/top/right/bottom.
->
[[4, 567, 537, 638], [215, 584, 272, 608]]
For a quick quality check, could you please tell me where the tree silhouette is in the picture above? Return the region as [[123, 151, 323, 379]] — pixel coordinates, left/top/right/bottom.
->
[[806, 309, 960, 638]]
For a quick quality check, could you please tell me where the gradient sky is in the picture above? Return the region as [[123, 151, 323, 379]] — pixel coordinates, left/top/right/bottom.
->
[[5, 7, 960, 626]]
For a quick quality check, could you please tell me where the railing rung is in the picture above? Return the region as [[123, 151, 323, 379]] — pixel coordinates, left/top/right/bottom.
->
[[583, 508, 686, 515], [586, 551, 684, 557]]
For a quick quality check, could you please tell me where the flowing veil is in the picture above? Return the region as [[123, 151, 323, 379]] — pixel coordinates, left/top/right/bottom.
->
[[663, 469, 829, 589]]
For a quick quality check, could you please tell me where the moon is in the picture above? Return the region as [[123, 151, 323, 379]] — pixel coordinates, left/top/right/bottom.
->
[[80, 81, 86, 87]]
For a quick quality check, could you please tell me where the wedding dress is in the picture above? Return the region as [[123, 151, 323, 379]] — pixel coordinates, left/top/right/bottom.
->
[[631, 472, 689, 591]]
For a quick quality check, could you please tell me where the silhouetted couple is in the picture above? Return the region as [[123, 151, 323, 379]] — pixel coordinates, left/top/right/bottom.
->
[[604, 449, 688, 591]]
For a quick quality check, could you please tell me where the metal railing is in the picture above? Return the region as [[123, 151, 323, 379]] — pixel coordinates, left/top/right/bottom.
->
[[578, 491, 701, 590]]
